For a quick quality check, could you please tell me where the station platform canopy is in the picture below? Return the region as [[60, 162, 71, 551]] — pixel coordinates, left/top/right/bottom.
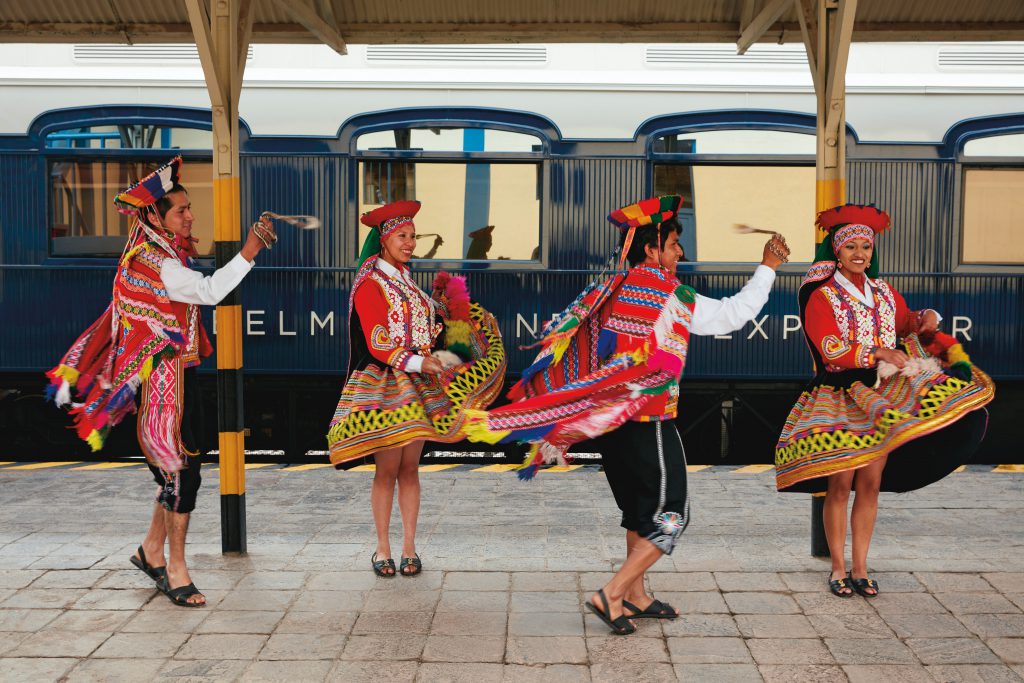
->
[[1, 0, 1023, 51]]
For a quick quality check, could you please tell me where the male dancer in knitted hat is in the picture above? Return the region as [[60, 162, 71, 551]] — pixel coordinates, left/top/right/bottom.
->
[[466, 196, 789, 633], [48, 157, 276, 606]]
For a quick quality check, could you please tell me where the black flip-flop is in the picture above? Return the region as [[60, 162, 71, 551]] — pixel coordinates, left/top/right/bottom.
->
[[399, 554, 422, 577], [371, 552, 396, 578], [850, 575, 880, 598], [158, 578, 206, 608], [129, 545, 166, 583], [585, 589, 636, 635], [622, 598, 680, 619]]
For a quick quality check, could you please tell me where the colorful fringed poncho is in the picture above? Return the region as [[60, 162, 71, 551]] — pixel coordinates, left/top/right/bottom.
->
[[46, 218, 211, 472], [463, 264, 695, 479]]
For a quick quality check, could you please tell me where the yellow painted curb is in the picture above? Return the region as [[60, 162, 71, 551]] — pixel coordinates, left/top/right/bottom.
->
[[419, 464, 460, 472], [993, 464, 1024, 473], [734, 464, 774, 474], [6, 462, 82, 470], [546, 465, 583, 472], [472, 464, 521, 473], [349, 464, 377, 472], [686, 465, 710, 473], [285, 463, 333, 471], [953, 465, 966, 473], [73, 462, 144, 470]]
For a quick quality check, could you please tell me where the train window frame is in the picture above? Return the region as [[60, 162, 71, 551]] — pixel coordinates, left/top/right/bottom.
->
[[45, 149, 215, 260], [954, 128, 1024, 272], [647, 126, 818, 269], [350, 123, 548, 268], [956, 162, 1024, 269]]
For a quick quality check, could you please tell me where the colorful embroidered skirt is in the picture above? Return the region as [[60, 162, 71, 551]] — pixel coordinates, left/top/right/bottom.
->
[[327, 302, 505, 466], [775, 350, 994, 493]]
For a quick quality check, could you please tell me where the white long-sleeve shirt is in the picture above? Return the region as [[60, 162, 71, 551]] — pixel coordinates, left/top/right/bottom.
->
[[689, 264, 776, 336], [159, 253, 253, 306]]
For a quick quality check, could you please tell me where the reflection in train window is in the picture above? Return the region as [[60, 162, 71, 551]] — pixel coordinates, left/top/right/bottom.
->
[[652, 129, 816, 156], [653, 164, 815, 263], [45, 125, 212, 150], [356, 127, 543, 153], [357, 161, 541, 261], [49, 159, 214, 257], [961, 168, 1024, 265], [963, 133, 1024, 158]]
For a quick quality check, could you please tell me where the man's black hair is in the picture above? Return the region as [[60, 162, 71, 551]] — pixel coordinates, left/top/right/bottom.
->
[[619, 216, 683, 267], [153, 183, 188, 219]]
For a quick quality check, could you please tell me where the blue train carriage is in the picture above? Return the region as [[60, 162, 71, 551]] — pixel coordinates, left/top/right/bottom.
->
[[0, 44, 1022, 461]]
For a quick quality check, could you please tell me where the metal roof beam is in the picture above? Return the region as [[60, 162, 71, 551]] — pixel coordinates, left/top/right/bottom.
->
[[737, 0, 792, 54], [270, 0, 347, 55]]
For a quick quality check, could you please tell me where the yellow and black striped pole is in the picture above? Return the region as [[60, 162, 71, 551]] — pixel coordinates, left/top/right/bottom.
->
[[805, 0, 857, 558], [187, 0, 255, 553]]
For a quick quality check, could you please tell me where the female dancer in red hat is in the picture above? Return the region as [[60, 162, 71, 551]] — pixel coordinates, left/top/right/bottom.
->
[[775, 204, 994, 598], [327, 200, 505, 577]]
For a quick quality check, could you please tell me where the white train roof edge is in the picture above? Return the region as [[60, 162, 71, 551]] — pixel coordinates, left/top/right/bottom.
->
[[1, 42, 1022, 144]]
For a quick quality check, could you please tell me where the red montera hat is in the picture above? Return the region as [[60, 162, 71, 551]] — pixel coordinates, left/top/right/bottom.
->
[[815, 203, 891, 234], [360, 200, 421, 239]]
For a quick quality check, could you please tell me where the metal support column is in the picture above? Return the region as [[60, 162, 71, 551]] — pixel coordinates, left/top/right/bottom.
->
[[797, 0, 857, 556], [186, 0, 255, 554]]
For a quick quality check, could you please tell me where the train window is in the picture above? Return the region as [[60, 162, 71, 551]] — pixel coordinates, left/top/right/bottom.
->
[[652, 130, 816, 155], [357, 161, 541, 261], [653, 164, 815, 262], [49, 159, 214, 257], [961, 168, 1024, 264], [356, 127, 542, 153], [44, 125, 212, 150], [963, 133, 1024, 157]]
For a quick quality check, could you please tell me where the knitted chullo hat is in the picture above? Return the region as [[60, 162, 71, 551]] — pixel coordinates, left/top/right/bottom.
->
[[114, 156, 183, 215]]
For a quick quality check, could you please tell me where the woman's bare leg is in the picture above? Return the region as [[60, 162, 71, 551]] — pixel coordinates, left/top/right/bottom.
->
[[371, 447, 403, 570], [825, 470, 855, 593], [397, 440, 424, 564], [850, 456, 886, 594]]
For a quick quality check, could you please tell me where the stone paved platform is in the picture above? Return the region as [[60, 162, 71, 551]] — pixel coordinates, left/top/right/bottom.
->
[[0, 463, 1022, 682]]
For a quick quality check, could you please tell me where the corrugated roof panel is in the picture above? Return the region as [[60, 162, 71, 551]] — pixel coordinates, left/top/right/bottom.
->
[[0, 0, 1022, 43]]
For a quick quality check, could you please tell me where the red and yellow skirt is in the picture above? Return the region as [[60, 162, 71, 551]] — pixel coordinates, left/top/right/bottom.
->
[[327, 302, 505, 466], [775, 343, 994, 493]]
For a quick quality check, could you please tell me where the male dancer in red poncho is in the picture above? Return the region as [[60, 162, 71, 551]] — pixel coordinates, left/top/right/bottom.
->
[[47, 157, 275, 606], [466, 195, 790, 634]]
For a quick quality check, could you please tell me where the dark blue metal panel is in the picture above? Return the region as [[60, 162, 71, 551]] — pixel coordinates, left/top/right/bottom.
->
[[0, 154, 47, 265], [0, 265, 114, 370], [847, 160, 955, 274], [547, 158, 646, 270], [241, 155, 345, 269]]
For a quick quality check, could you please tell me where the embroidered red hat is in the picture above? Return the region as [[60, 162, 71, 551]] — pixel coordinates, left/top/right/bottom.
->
[[608, 195, 683, 230], [113, 156, 183, 215], [815, 203, 891, 234], [360, 200, 421, 239]]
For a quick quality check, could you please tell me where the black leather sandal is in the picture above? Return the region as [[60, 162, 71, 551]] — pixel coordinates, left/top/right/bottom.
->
[[129, 545, 166, 583], [585, 589, 636, 635], [371, 552, 396, 577], [158, 577, 205, 608], [829, 574, 854, 598], [622, 598, 680, 619], [399, 553, 422, 576], [850, 575, 880, 598]]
